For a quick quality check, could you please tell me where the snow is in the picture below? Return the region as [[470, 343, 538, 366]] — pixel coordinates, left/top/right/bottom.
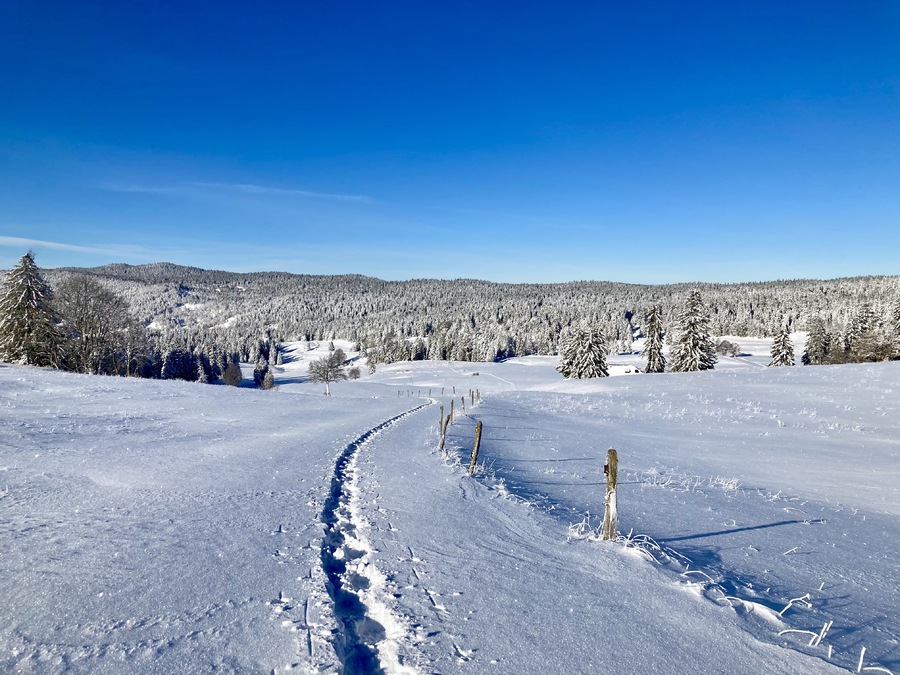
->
[[2, 338, 897, 673]]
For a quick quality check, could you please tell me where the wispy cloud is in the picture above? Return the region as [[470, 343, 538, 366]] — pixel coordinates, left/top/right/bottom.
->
[[187, 181, 371, 202], [0, 236, 124, 256], [98, 183, 182, 195], [98, 180, 372, 203], [0, 236, 173, 261]]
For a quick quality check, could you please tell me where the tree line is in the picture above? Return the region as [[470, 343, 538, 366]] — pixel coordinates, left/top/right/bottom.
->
[[3, 253, 899, 383], [556, 289, 900, 379], [0, 252, 245, 385]]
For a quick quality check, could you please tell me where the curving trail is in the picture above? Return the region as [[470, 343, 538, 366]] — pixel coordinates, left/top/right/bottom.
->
[[319, 401, 431, 674]]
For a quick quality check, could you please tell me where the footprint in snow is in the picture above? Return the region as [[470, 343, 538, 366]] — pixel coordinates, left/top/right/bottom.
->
[[453, 641, 477, 662]]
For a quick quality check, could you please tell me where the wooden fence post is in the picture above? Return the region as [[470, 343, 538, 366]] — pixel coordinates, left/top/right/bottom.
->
[[439, 415, 448, 451], [461, 396, 465, 414], [602, 448, 618, 540], [449, 399, 454, 423], [439, 405, 444, 429], [468, 421, 483, 475], [470, 390, 474, 406]]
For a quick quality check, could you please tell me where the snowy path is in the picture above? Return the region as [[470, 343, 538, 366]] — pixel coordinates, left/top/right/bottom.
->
[[350, 399, 843, 674], [0, 367, 418, 674], [318, 401, 430, 674]]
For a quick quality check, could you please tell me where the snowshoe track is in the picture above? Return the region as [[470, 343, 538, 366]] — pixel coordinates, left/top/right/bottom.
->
[[320, 402, 430, 674]]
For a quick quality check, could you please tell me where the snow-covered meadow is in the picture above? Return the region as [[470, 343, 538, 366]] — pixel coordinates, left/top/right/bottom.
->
[[2, 339, 898, 673]]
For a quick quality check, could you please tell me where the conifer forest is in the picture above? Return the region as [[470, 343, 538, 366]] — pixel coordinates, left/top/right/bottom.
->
[[3, 254, 899, 383]]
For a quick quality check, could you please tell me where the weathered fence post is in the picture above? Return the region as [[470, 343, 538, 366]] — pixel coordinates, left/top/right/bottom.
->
[[477, 389, 480, 401], [439, 415, 450, 451], [453, 386, 456, 395], [461, 396, 465, 414], [449, 399, 454, 423], [470, 390, 474, 406], [468, 421, 483, 475], [439, 405, 444, 429], [602, 448, 619, 540]]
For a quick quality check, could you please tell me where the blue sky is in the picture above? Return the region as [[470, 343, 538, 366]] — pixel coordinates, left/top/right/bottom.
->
[[1, 2, 898, 283]]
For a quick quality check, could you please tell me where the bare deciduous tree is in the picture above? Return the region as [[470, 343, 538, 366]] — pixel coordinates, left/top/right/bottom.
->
[[308, 348, 347, 395]]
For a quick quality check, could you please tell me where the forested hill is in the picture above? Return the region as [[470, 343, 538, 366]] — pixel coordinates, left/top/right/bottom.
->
[[45, 262, 900, 359]]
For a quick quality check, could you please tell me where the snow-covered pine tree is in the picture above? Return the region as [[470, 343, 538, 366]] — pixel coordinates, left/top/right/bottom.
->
[[890, 301, 900, 359], [253, 358, 269, 387], [0, 251, 61, 367], [196, 358, 209, 383], [642, 305, 666, 373], [768, 326, 795, 366], [802, 317, 828, 365], [669, 290, 717, 372], [556, 325, 609, 379], [891, 300, 900, 335], [844, 302, 878, 352], [161, 341, 194, 380]]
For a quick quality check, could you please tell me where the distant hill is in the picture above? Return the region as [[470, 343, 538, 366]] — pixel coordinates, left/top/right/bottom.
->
[[44, 262, 900, 359]]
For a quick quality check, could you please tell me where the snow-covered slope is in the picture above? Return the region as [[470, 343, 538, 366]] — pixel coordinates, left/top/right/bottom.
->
[[2, 349, 897, 673]]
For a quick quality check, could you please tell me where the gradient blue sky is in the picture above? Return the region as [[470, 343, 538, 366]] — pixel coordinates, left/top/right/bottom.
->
[[1, 1, 898, 283]]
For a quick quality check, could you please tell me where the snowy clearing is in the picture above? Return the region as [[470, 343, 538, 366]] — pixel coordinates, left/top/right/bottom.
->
[[2, 343, 898, 673]]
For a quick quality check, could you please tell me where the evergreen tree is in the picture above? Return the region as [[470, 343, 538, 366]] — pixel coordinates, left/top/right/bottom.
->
[[0, 251, 61, 367], [802, 318, 828, 365], [412, 337, 427, 361], [363, 339, 378, 374], [556, 325, 609, 379], [253, 358, 270, 387], [768, 326, 795, 366], [161, 342, 194, 380], [840, 303, 892, 362], [889, 301, 900, 359], [642, 305, 666, 373], [222, 360, 243, 386], [669, 290, 717, 372], [844, 303, 878, 352]]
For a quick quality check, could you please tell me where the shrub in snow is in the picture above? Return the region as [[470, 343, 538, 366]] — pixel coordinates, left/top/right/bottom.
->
[[715, 339, 740, 357], [222, 361, 243, 386]]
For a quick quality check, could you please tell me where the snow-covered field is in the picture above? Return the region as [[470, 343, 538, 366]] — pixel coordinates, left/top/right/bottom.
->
[[2, 340, 898, 674]]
